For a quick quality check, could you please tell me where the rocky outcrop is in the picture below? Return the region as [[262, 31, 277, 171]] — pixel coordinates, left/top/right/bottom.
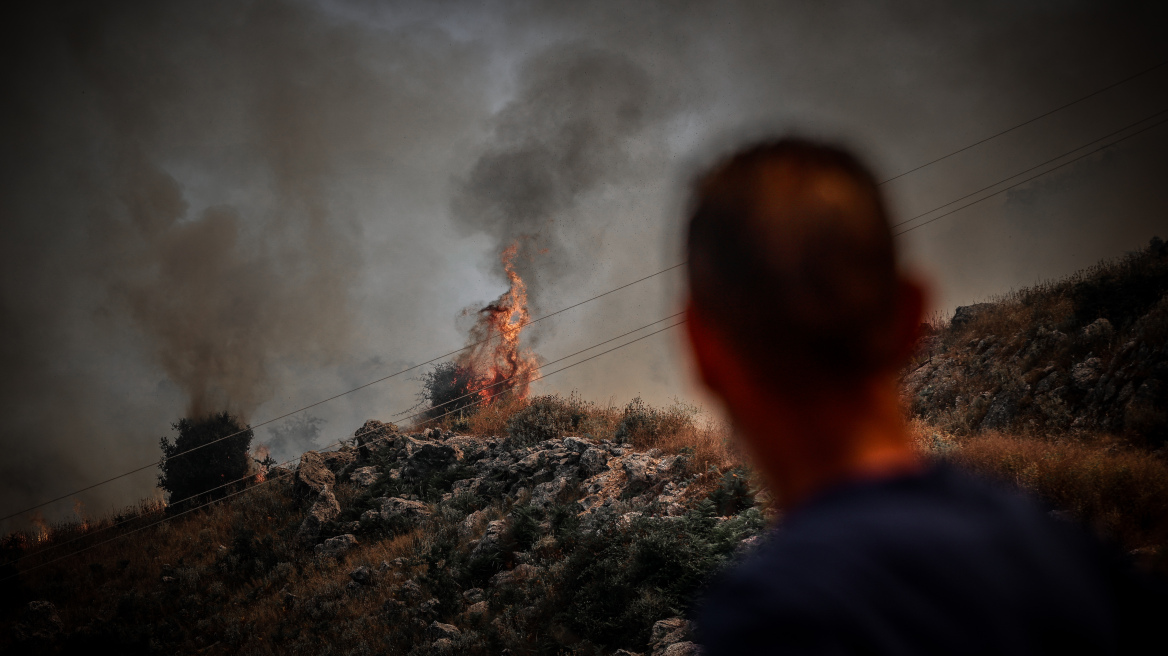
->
[[904, 249, 1168, 445], [314, 533, 358, 559], [294, 451, 335, 498], [650, 617, 700, 656], [296, 487, 340, 545], [361, 496, 431, 524], [350, 466, 379, 486]]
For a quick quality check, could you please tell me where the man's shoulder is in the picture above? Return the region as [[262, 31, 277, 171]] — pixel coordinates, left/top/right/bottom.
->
[[694, 464, 1116, 654]]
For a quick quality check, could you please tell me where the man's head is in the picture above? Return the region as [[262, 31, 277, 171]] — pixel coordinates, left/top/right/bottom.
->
[[686, 137, 920, 395], [684, 137, 925, 499]]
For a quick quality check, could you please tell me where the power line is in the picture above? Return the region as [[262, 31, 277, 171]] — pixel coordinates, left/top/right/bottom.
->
[[6, 312, 685, 565], [878, 60, 1167, 185], [891, 107, 1168, 230], [3, 317, 686, 580], [893, 113, 1168, 237]]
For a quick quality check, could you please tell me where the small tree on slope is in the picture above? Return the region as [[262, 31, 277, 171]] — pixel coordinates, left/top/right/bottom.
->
[[158, 412, 253, 512]]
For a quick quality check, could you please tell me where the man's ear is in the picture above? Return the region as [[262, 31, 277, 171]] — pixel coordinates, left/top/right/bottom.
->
[[888, 276, 927, 366], [685, 299, 730, 399]]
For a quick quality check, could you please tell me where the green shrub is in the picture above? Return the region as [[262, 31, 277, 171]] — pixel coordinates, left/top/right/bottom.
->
[[708, 467, 756, 516], [158, 412, 254, 512], [507, 394, 591, 445]]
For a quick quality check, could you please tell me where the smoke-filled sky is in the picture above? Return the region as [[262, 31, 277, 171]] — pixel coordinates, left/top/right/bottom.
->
[[2, 0, 1166, 530]]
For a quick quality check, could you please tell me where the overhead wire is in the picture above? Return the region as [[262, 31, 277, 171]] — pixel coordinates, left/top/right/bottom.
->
[[893, 113, 1168, 236], [877, 60, 1166, 185]]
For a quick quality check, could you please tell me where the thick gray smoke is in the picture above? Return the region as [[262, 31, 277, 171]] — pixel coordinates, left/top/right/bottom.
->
[[2, 0, 1166, 534], [451, 45, 676, 303]]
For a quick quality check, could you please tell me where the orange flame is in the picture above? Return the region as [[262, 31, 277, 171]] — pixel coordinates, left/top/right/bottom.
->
[[30, 512, 50, 543], [456, 242, 540, 404], [253, 444, 271, 483]]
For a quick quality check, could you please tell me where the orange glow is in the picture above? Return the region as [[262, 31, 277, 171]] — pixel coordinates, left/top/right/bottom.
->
[[456, 242, 540, 405]]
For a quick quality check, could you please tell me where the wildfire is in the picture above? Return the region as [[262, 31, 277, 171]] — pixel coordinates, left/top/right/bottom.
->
[[73, 499, 89, 532], [30, 512, 50, 543], [253, 444, 271, 483], [456, 242, 540, 404]]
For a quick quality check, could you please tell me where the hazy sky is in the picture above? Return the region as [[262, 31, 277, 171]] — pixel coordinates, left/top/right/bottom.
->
[[2, 0, 1166, 531]]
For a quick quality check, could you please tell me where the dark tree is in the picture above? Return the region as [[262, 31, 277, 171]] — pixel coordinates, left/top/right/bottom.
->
[[420, 361, 484, 421], [158, 412, 253, 512]]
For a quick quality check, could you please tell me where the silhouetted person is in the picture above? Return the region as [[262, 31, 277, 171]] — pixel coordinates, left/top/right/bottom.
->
[[685, 138, 1162, 655]]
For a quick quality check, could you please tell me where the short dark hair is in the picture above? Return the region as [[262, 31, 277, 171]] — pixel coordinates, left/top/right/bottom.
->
[[686, 137, 901, 387]]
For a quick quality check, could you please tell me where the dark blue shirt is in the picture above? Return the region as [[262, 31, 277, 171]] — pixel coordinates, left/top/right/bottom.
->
[[695, 463, 1159, 655]]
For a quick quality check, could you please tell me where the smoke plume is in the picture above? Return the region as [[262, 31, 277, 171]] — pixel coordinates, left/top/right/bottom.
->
[[451, 44, 676, 303]]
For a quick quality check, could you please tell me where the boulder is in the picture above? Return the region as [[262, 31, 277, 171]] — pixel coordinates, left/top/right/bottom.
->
[[579, 447, 609, 477], [294, 451, 335, 498], [1072, 357, 1104, 390], [660, 643, 701, 656], [314, 534, 358, 559], [470, 520, 507, 558], [429, 621, 461, 640], [463, 587, 485, 603], [350, 466, 380, 487], [950, 303, 993, 328], [404, 441, 463, 478], [25, 601, 63, 639], [296, 487, 341, 545], [365, 496, 431, 522], [1081, 318, 1115, 343], [490, 563, 542, 588], [623, 453, 658, 492], [562, 436, 593, 454], [530, 477, 570, 509], [349, 565, 372, 584], [650, 617, 692, 654], [322, 448, 357, 470], [354, 419, 397, 458]]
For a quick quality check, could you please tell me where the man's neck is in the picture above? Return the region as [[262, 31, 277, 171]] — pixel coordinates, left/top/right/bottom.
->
[[745, 377, 923, 509]]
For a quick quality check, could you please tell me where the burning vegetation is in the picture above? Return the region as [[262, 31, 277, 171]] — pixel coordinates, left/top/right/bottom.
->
[[421, 243, 540, 421]]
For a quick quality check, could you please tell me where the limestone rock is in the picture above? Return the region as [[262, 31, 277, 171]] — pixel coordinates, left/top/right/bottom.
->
[[294, 451, 335, 498], [1081, 318, 1114, 342], [660, 642, 702, 656], [471, 519, 507, 558], [350, 466, 380, 487], [462, 587, 485, 603], [349, 565, 372, 584], [429, 621, 461, 640], [490, 563, 542, 588], [314, 533, 358, 559], [1072, 357, 1104, 390], [650, 617, 692, 655], [579, 447, 609, 477], [296, 487, 341, 545], [366, 496, 431, 522]]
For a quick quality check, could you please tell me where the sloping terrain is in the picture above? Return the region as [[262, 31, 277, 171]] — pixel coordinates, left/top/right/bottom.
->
[[2, 402, 758, 655], [5, 238, 1168, 654], [905, 237, 1168, 444]]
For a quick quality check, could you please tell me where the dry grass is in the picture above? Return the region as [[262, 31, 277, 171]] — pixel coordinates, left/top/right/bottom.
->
[[909, 419, 1168, 570], [426, 393, 742, 475]]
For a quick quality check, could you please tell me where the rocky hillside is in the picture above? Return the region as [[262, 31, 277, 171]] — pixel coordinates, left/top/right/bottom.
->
[[6, 239, 1168, 654], [904, 237, 1168, 446], [2, 404, 762, 655]]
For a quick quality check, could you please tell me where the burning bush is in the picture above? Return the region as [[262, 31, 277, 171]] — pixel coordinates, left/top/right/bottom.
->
[[158, 412, 254, 512], [422, 243, 540, 423]]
